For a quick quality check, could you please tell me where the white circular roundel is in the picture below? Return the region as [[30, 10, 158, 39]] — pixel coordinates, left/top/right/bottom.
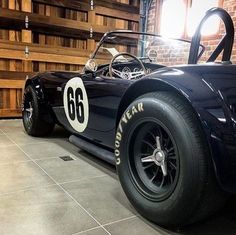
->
[[63, 77, 89, 132]]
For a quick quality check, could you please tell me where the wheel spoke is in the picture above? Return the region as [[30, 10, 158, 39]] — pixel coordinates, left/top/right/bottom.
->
[[168, 152, 176, 156], [151, 167, 159, 181], [160, 161, 167, 176], [143, 162, 155, 170], [156, 136, 161, 150], [165, 137, 171, 148], [159, 175, 165, 188], [156, 127, 163, 145], [137, 153, 150, 158], [167, 147, 174, 153], [25, 102, 33, 119], [169, 161, 177, 170], [141, 155, 154, 163], [169, 172, 173, 184], [168, 154, 176, 160], [142, 140, 155, 150], [148, 131, 156, 143]]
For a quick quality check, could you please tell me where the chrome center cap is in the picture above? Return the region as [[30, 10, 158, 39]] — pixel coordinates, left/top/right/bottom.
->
[[140, 136, 168, 176], [155, 151, 165, 163]]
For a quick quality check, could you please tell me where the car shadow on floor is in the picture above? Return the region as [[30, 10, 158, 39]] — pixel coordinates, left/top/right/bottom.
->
[[133, 196, 236, 235], [47, 125, 71, 138], [180, 198, 236, 235]]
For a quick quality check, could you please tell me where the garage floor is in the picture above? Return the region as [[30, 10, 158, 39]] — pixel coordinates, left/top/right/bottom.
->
[[0, 120, 236, 235]]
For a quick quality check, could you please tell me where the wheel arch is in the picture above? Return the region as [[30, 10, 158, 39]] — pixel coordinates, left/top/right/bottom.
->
[[23, 76, 57, 123], [24, 76, 45, 101], [116, 78, 197, 127], [25, 78, 32, 88]]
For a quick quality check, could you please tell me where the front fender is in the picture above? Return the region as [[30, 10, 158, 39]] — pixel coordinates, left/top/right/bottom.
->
[[25, 74, 47, 102], [24, 73, 56, 123]]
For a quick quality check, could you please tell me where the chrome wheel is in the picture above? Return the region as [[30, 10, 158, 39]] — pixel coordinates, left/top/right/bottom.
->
[[25, 102, 33, 119], [141, 136, 168, 177], [129, 120, 179, 201], [23, 93, 34, 127]]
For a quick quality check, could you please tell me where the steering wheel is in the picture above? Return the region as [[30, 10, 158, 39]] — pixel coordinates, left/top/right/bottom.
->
[[109, 52, 147, 79]]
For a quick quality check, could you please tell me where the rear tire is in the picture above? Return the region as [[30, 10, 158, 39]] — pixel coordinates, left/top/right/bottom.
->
[[22, 85, 55, 137], [115, 91, 226, 228]]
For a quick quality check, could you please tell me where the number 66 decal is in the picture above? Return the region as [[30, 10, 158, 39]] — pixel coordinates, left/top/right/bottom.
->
[[63, 77, 89, 132]]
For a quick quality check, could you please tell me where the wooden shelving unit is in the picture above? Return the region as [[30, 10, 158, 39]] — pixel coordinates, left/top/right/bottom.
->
[[0, 0, 140, 118]]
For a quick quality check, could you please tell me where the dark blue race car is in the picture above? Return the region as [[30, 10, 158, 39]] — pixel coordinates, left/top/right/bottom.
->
[[22, 8, 236, 228]]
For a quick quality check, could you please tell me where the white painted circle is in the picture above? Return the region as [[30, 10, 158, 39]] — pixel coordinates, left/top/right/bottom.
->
[[63, 77, 89, 132]]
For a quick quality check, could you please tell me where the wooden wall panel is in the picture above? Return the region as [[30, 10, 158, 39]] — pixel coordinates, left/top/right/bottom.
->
[[0, 0, 140, 117], [0, 0, 26, 117]]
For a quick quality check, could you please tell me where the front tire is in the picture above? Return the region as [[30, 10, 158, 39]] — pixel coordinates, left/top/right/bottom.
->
[[115, 91, 226, 228], [22, 85, 55, 137]]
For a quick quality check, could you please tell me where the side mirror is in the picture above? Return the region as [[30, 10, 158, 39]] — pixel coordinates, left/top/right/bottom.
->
[[84, 59, 98, 72]]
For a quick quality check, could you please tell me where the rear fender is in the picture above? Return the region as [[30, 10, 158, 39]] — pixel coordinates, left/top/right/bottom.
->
[[116, 68, 234, 193]]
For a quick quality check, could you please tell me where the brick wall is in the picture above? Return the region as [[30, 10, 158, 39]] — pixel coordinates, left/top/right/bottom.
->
[[147, 0, 158, 33], [147, 0, 236, 65], [220, 0, 236, 62]]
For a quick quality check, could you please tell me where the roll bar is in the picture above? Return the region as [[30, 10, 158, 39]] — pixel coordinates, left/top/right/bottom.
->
[[188, 7, 234, 64]]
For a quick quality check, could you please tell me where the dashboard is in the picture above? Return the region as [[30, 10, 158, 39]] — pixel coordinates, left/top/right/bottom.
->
[[97, 62, 165, 79]]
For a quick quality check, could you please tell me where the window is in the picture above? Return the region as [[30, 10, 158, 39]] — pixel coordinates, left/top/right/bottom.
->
[[160, 0, 186, 38], [187, 0, 220, 36], [159, 0, 221, 38]]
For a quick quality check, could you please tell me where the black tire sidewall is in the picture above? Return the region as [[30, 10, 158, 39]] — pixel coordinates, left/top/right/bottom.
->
[[23, 85, 39, 134], [115, 95, 204, 226], [23, 85, 54, 136]]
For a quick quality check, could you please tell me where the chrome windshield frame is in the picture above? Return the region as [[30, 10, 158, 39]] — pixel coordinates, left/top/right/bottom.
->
[[90, 30, 205, 63]]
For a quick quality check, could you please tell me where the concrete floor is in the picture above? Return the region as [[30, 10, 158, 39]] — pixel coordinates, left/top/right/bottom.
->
[[0, 119, 236, 235]]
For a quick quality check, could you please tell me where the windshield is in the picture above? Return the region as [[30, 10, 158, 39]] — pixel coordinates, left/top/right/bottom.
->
[[91, 31, 204, 67]]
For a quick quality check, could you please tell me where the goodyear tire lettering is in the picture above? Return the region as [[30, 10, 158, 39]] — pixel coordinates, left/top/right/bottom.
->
[[115, 102, 144, 165]]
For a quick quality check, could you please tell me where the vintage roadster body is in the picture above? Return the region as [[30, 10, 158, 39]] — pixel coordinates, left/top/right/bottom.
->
[[22, 8, 236, 227]]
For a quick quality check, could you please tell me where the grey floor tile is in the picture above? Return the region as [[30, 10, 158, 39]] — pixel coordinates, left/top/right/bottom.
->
[[62, 176, 136, 224], [0, 119, 24, 133], [0, 161, 54, 194], [0, 145, 30, 165], [6, 130, 48, 146], [0, 134, 14, 147], [6, 125, 71, 146], [105, 216, 167, 235], [74, 227, 107, 235], [35, 156, 107, 183], [2, 120, 236, 235], [20, 142, 75, 160], [52, 138, 80, 152], [0, 185, 99, 235], [69, 150, 117, 179]]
